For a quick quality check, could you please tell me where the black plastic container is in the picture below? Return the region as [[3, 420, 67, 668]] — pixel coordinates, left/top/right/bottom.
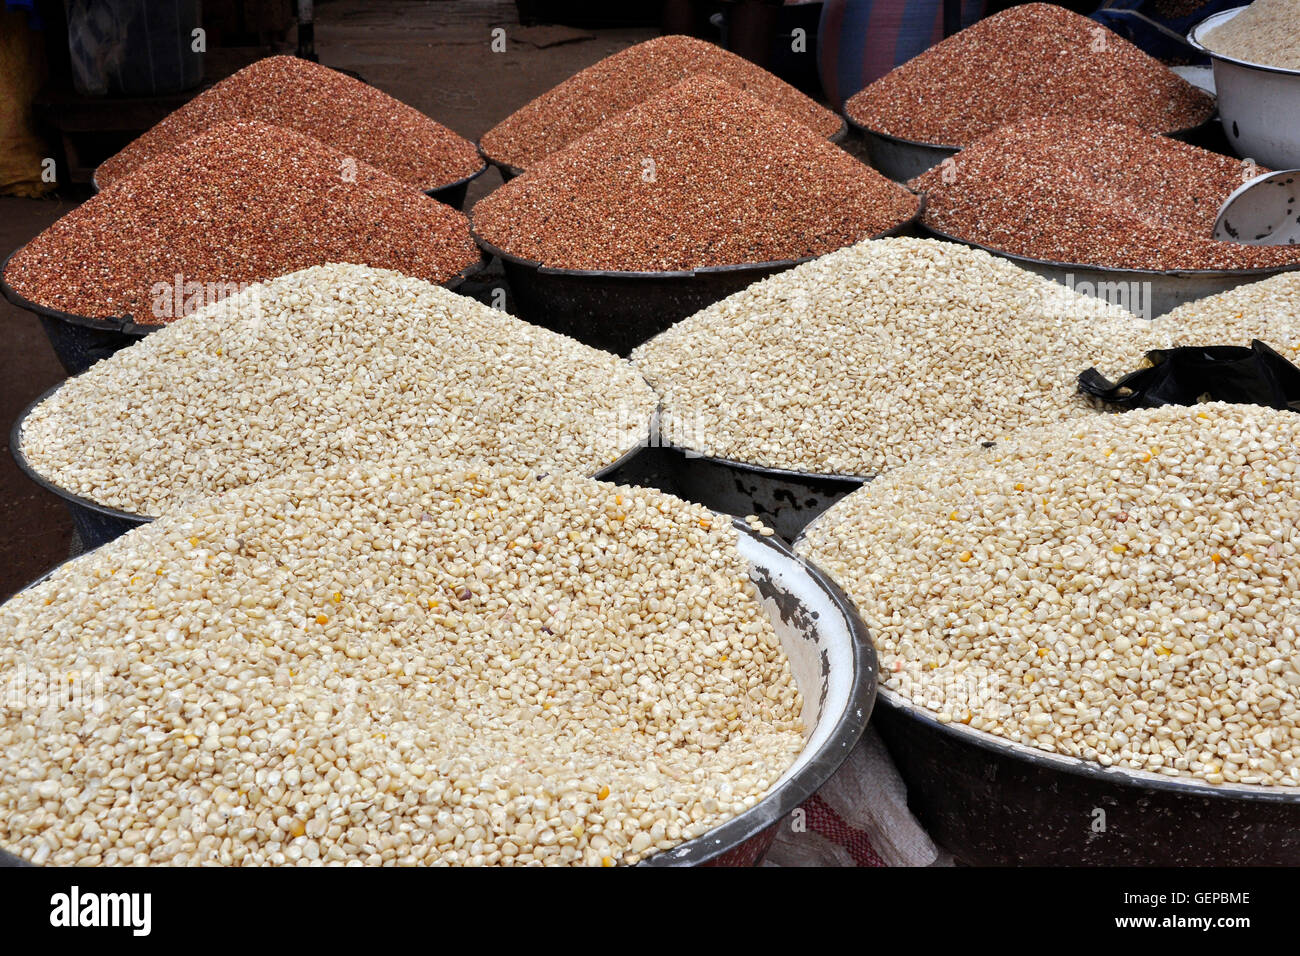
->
[[473, 209, 915, 357], [871, 690, 1300, 865]]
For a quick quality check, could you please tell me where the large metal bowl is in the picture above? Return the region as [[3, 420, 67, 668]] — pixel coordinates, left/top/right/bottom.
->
[[0, 517, 877, 867], [845, 115, 1215, 186], [471, 210, 921, 358], [871, 688, 1300, 865], [1189, 7, 1300, 170], [794, 508, 1300, 865], [603, 443, 868, 544], [9, 377, 658, 551], [1, 248, 487, 376], [920, 224, 1300, 319]]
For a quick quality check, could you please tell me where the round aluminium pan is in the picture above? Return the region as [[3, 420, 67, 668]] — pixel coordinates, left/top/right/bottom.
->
[[422, 162, 489, 209], [471, 211, 921, 357], [920, 224, 1300, 319], [843, 117, 958, 183], [9, 376, 655, 552], [869, 687, 1300, 865], [477, 118, 850, 185], [0, 516, 877, 868], [1, 246, 488, 376], [1188, 7, 1300, 171], [845, 114, 1218, 185]]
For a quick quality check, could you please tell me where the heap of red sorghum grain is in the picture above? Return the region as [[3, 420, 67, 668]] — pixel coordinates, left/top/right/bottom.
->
[[479, 35, 843, 173], [845, 4, 1214, 147], [95, 57, 483, 192], [911, 117, 1300, 272], [472, 75, 919, 273], [3, 121, 480, 323]]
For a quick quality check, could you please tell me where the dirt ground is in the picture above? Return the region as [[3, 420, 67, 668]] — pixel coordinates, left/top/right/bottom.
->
[[0, 0, 658, 600]]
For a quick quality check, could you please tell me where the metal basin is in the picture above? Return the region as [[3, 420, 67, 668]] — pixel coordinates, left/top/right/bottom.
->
[[1, 248, 486, 376], [0, 517, 877, 867], [9, 378, 655, 551], [1189, 7, 1300, 170], [472, 212, 920, 357], [920, 225, 1300, 319], [871, 688, 1300, 865]]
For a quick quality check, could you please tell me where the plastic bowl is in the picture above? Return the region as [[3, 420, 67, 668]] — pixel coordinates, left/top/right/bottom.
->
[[0, 517, 877, 867]]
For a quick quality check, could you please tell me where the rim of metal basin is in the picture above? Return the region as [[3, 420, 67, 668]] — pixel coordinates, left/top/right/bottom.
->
[[874, 685, 1300, 803], [0, 246, 488, 336], [644, 516, 877, 865], [921, 222, 1300, 279], [10, 375, 658, 527], [656, 439, 872, 486], [421, 159, 490, 198], [1189, 7, 1300, 78], [469, 203, 923, 280], [846, 105, 1217, 153]]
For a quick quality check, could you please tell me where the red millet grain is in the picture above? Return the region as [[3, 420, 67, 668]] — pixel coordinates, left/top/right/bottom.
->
[[472, 75, 919, 273], [845, 4, 1215, 147], [95, 56, 483, 192], [4, 121, 480, 323], [910, 117, 1300, 272], [479, 35, 843, 173]]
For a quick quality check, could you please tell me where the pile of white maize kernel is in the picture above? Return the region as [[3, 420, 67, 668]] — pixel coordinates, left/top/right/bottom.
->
[[1156, 271, 1300, 361], [797, 403, 1300, 788], [19, 264, 657, 517], [632, 237, 1151, 477], [0, 463, 804, 866]]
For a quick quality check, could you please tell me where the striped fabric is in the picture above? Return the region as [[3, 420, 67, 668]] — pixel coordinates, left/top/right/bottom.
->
[[817, 0, 988, 110]]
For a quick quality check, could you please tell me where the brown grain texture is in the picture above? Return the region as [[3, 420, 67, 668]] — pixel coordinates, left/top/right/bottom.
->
[[479, 35, 843, 172], [911, 118, 1300, 272], [845, 4, 1214, 147], [473, 75, 918, 273], [95, 56, 483, 192], [4, 121, 480, 323]]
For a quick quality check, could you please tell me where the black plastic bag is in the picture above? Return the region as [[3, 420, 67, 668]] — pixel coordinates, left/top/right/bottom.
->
[[1079, 341, 1300, 412]]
